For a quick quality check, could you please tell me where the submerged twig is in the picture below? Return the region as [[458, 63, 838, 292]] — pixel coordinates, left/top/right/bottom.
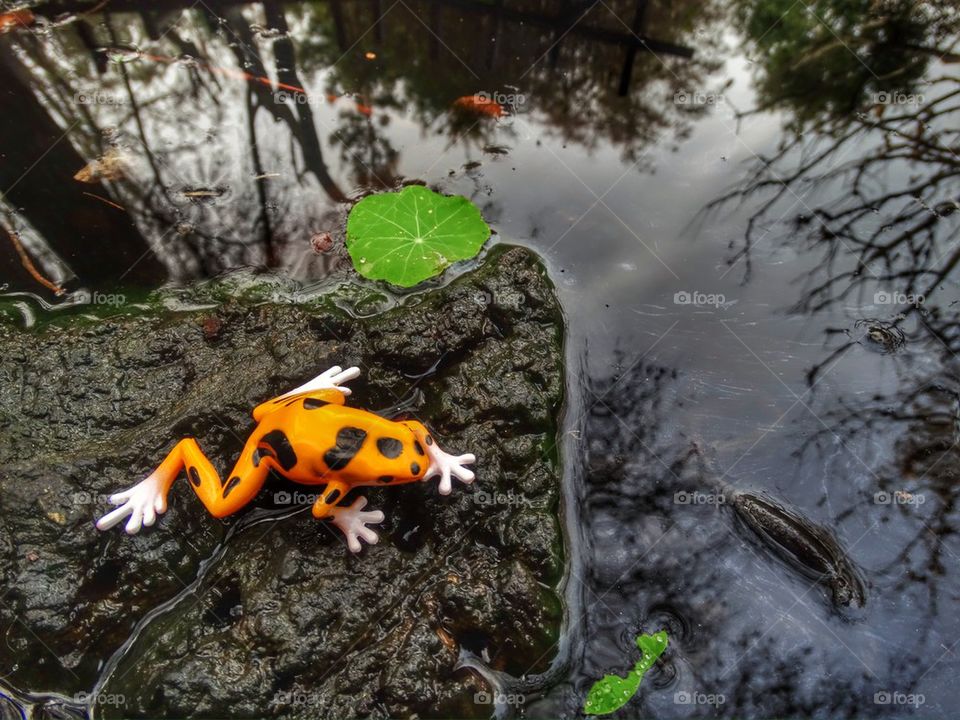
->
[[4, 227, 65, 296]]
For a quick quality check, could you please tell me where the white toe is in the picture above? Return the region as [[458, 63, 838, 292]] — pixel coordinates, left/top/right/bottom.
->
[[96, 505, 130, 531], [330, 496, 384, 552]]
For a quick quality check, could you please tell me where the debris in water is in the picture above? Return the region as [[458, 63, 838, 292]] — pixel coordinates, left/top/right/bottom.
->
[[482, 144, 510, 155], [98, 45, 143, 64], [73, 148, 127, 183], [174, 186, 230, 204], [732, 492, 866, 609], [453, 94, 504, 118], [249, 23, 288, 39], [82, 191, 125, 211], [311, 232, 334, 253], [0, 8, 34, 33], [4, 227, 65, 296], [855, 319, 906, 353]]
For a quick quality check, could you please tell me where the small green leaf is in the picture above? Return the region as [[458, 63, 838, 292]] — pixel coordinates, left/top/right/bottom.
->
[[345, 185, 491, 287], [583, 631, 669, 716]]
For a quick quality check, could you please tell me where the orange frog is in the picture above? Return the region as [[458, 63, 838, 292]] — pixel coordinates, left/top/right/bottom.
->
[[96, 366, 476, 551]]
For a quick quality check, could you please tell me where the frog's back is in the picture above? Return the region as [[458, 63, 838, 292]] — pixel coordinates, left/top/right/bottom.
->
[[255, 400, 428, 486]]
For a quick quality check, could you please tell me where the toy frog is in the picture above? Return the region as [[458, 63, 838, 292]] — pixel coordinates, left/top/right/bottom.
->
[[95, 366, 476, 551]]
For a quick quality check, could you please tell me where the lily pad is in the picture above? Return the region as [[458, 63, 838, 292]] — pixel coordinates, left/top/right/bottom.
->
[[584, 630, 669, 716], [345, 185, 490, 287]]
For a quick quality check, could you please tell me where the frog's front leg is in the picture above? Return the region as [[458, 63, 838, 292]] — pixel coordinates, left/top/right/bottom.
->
[[403, 421, 476, 495], [311, 482, 385, 553], [279, 365, 361, 400]]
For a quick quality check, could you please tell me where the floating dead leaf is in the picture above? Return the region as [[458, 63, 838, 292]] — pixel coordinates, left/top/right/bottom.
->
[[0, 8, 34, 33], [453, 94, 503, 118], [74, 148, 127, 183], [311, 232, 333, 253]]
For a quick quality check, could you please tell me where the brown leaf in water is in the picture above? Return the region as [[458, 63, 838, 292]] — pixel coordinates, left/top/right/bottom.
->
[[453, 94, 503, 118], [0, 9, 34, 34], [74, 148, 127, 183]]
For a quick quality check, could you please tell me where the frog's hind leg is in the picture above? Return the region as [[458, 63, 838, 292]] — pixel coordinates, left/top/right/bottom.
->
[[311, 482, 385, 553], [96, 438, 269, 534]]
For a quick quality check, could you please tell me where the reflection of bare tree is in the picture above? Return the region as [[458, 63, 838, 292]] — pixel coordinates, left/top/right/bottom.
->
[[295, 0, 725, 168], [713, 1, 960, 309], [558, 351, 958, 718], [0, 43, 164, 289], [3, 0, 725, 288], [798, 338, 960, 694]]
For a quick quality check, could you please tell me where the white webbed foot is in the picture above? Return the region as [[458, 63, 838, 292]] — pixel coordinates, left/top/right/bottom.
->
[[425, 439, 476, 495], [279, 365, 361, 400], [95, 473, 169, 534], [329, 496, 385, 553]]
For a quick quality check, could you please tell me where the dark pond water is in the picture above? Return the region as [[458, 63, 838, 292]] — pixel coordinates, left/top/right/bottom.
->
[[2, 0, 959, 717]]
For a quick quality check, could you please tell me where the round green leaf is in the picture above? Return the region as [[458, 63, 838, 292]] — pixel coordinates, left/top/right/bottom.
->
[[345, 186, 491, 287]]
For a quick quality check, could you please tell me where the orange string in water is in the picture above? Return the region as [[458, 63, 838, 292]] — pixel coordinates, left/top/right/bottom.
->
[[141, 53, 308, 95], [82, 191, 125, 211], [139, 53, 375, 114]]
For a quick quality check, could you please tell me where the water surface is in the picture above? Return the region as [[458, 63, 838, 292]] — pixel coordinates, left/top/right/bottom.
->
[[2, 0, 959, 717]]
